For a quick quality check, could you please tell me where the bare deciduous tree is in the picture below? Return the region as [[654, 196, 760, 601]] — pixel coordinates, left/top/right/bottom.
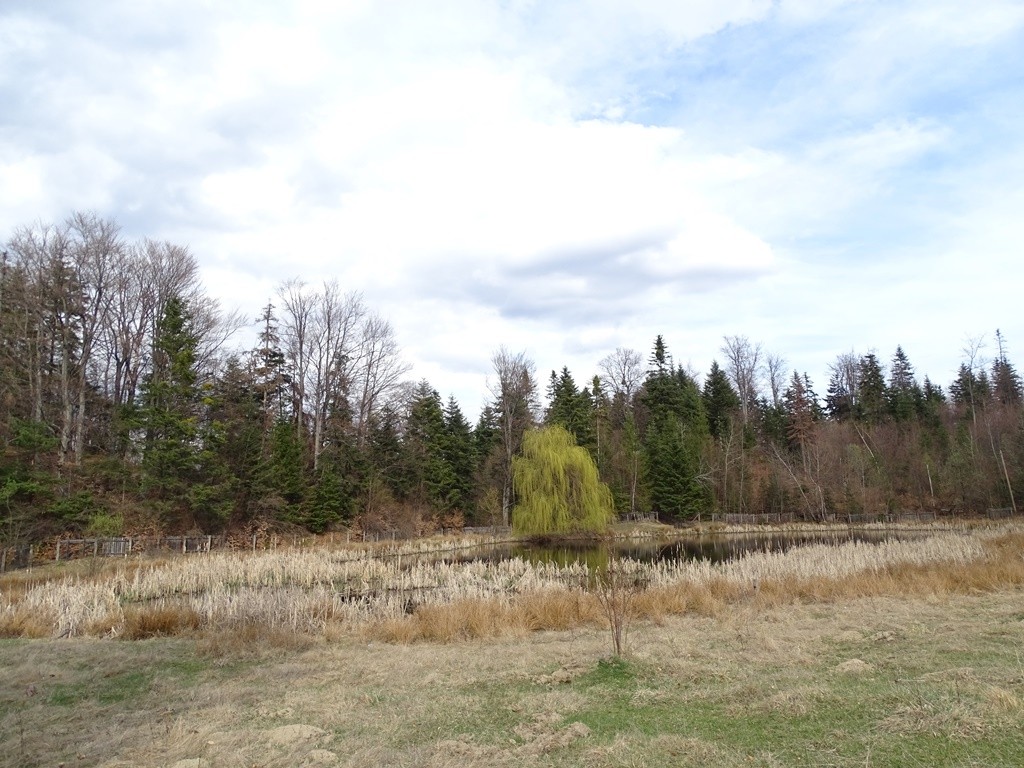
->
[[827, 351, 861, 419], [278, 279, 316, 436], [352, 312, 411, 446], [308, 284, 365, 468], [489, 347, 538, 526], [720, 335, 762, 425], [599, 347, 644, 402], [765, 351, 787, 410]]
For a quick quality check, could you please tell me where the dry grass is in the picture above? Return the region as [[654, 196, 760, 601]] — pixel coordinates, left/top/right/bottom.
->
[[3, 589, 1024, 767], [121, 604, 202, 639], [2, 524, 1022, 644]]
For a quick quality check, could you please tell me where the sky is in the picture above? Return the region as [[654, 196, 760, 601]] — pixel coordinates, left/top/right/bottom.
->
[[3, 0, 1024, 419]]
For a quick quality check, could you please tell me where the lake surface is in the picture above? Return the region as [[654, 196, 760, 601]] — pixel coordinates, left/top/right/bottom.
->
[[442, 529, 917, 569]]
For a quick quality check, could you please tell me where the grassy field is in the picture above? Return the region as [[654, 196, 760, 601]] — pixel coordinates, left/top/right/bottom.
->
[[1, 524, 1023, 767]]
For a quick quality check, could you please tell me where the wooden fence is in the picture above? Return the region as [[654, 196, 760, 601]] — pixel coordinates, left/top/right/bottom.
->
[[0, 533, 325, 573], [0, 527, 464, 573], [706, 508, 1023, 526]]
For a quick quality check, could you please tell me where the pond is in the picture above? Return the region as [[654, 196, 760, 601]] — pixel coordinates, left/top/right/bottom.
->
[[437, 529, 921, 570]]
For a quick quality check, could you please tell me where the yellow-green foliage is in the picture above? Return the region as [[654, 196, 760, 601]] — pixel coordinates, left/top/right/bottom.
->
[[512, 426, 616, 535]]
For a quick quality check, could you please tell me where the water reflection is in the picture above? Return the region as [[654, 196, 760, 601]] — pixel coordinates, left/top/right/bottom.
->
[[446, 529, 913, 568]]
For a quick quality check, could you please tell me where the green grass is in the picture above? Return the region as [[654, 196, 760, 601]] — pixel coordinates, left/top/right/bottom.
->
[[554, 633, 1024, 767], [47, 669, 152, 706]]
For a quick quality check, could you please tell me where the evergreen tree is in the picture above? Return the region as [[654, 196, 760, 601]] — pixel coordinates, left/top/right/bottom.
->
[[950, 364, 991, 416], [204, 355, 264, 526], [825, 370, 854, 421], [262, 418, 306, 509], [305, 460, 354, 532], [366, 405, 408, 502], [545, 366, 595, 448], [783, 371, 817, 453], [251, 302, 290, 431], [992, 331, 1022, 406], [756, 397, 788, 446], [887, 346, 921, 422], [856, 353, 887, 423], [640, 338, 710, 520], [471, 403, 503, 523], [589, 375, 611, 476], [404, 381, 456, 509], [138, 296, 204, 518], [648, 334, 671, 376], [917, 375, 949, 479], [825, 353, 859, 421], [441, 395, 476, 515], [702, 360, 740, 440]]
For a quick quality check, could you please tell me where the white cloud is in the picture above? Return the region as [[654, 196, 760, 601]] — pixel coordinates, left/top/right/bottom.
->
[[2, 0, 1023, 416]]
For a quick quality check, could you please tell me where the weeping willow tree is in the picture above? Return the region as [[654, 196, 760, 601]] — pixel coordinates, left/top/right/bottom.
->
[[512, 426, 616, 535]]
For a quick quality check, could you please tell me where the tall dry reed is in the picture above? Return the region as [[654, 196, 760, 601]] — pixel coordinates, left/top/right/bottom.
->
[[2, 526, 1020, 640]]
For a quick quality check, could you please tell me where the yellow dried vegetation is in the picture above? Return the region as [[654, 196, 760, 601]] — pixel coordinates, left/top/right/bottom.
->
[[1, 525, 1021, 642]]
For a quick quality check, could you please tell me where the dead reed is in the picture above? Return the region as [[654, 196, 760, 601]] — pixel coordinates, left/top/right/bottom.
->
[[2, 525, 1021, 642]]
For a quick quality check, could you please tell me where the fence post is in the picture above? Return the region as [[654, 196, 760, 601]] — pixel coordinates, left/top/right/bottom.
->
[[93, 539, 99, 557], [206, 535, 212, 553], [252, 534, 257, 552], [128, 537, 133, 555], [56, 541, 61, 561]]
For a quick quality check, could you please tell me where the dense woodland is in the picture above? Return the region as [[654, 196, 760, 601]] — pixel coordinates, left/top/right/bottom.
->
[[2, 213, 1022, 542]]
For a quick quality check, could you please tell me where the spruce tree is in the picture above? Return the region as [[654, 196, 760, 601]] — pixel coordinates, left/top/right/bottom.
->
[[992, 331, 1022, 406], [441, 395, 476, 515], [887, 346, 922, 422], [856, 353, 887, 423], [545, 366, 594, 448], [405, 381, 455, 509], [640, 337, 710, 520], [950, 364, 990, 416], [263, 418, 306, 510], [139, 296, 203, 519], [783, 371, 816, 452], [702, 360, 740, 440]]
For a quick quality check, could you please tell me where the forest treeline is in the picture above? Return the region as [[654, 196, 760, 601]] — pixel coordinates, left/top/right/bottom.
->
[[1, 213, 1022, 541]]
